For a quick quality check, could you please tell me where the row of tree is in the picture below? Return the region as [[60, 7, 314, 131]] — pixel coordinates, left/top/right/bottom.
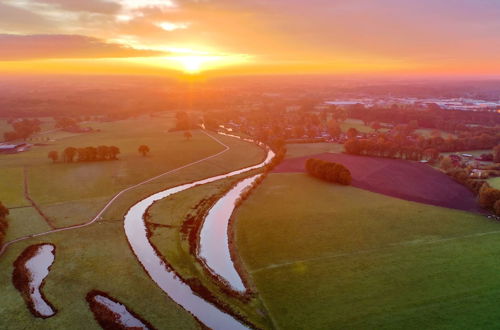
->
[[446, 168, 500, 216], [348, 104, 500, 131], [344, 138, 439, 161], [48, 146, 120, 163], [479, 184, 500, 216], [306, 159, 352, 185], [0, 201, 9, 246]]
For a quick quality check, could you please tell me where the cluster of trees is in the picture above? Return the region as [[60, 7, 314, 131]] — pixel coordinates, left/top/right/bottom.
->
[[3, 119, 42, 141], [446, 168, 488, 194], [0, 201, 9, 246], [479, 184, 500, 216], [348, 104, 500, 131], [48, 146, 120, 163], [495, 145, 500, 163], [344, 138, 439, 161], [446, 168, 500, 216], [306, 158, 352, 185]]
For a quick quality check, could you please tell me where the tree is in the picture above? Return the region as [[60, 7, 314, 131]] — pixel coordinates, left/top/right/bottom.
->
[[109, 146, 120, 160], [48, 151, 58, 163], [494, 145, 500, 163], [495, 200, 500, 216], [184, 131, 193, 141], [479, 187, 500, 210], [96, 146, 110, 160], [138, 145, 150, 157], [327, 119, 341, 137], [346, 127, 359, 139], [0, 201, 9, 219], [63, 147, 77, 162], [440, 156, 453, 171]]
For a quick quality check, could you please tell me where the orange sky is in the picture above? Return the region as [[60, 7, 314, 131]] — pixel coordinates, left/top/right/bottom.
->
[[1, 0, 500, 77]]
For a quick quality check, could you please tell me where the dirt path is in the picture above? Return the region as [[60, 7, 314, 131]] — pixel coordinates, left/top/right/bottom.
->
[[23, 167, 56, 230], [0, 130, 231, 257]]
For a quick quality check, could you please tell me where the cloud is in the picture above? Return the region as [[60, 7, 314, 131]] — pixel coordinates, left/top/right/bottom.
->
[[32, 0, 121, 14], [0, 34, 166, 60], [0, 2, 52, 32]]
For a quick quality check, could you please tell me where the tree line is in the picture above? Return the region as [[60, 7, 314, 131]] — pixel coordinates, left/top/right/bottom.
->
[[0, 201, 9, 246], [344, 138, 438, 161], [446, 168, 500, 216], [345, 132, 500, 161], [348, 104, 500, 131], [306, 159, 352, 185], [48, 146, 120, 163]]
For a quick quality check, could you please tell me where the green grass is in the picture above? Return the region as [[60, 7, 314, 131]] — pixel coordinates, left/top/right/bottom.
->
[[0, 116, 265, 228], [0, 221, 199, 330], [235, 173, 500, 329], [4, 207, 52, 242], [415, 129, 456, 139], [0, 115, 268, 329], [147, 177, 273, 329], [340, 119, 374, 133], [0, 167, 28, 208], [285, 143, 344, 159], [488, 177, 500, 189]]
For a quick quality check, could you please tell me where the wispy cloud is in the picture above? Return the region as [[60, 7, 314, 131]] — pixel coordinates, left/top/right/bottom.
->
[[0, 34, 166, 60]]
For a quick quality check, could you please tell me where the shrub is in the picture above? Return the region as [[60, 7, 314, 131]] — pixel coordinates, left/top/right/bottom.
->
[[306, 158, 352, 185]]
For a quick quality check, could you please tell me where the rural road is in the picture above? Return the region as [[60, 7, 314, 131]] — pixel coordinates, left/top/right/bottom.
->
[[0, 130, 233, 257]]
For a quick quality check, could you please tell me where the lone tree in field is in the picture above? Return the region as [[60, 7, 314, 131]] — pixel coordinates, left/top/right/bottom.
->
[[184, 131, 193, 141], [138, 145, 150, 157], [48, 151, 59, 163]]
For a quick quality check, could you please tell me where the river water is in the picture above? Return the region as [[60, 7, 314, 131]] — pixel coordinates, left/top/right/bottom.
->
[[123, 133, 274, 329]]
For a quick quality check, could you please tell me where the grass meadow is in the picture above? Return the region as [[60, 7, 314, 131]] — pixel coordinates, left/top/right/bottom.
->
[[235, 173, 500, 329]]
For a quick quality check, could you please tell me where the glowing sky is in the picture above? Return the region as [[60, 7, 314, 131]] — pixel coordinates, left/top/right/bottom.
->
[[1, 0, 500, 76]]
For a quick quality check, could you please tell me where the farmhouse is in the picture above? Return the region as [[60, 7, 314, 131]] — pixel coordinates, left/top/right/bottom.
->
[[0, 143, 30, 154]]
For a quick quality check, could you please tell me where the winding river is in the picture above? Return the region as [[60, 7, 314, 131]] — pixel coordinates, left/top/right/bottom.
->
[[124, 133, 275, 329], [199, 173, 263, 292]]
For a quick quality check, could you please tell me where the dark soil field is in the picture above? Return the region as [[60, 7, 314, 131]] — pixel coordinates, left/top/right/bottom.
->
[[273, 153, 481, 212]]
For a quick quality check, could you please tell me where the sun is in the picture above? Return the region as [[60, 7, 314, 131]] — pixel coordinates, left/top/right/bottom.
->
[[175, 55, 209, 74]]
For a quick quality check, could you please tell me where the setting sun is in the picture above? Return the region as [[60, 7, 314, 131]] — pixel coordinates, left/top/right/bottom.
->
[[174, 56, 207, 74]]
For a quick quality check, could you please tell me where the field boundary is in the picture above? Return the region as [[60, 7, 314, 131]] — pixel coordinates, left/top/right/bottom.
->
[[23, 167, 56, 230], [0, 130, 232, 257]]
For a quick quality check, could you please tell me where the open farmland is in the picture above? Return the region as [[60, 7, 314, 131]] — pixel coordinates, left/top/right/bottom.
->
[[0, 115, 265, 229], [488, 177, 500, 189], [0, 116, 267, 329], [235, 173, 500, 329], [274, 153, 481, 212]]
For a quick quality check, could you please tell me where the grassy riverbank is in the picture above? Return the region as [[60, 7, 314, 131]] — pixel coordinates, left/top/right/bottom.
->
[[235, 173, 500, 329]]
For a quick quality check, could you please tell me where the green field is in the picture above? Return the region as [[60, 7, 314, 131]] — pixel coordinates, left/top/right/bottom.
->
[[235, 173, 500, 329], [285, 143, 344, 159], [488, 177, 500, 189], [415, 128, 456, 139], [340, 119, 374, 133], [0, 116, 267, 329]]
